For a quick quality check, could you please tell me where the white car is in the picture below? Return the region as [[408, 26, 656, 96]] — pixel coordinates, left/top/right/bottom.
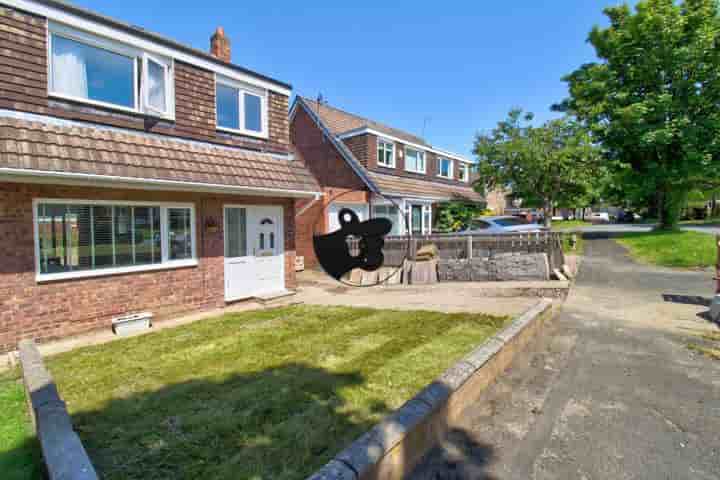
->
[[463, 216, 547, 234], [589, 212, 611, 223]]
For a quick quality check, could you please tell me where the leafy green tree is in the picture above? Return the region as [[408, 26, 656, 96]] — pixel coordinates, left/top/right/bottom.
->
[[434, 201, 485, 232], [474, 110, 600, 227], [557, 0, 720, 229]]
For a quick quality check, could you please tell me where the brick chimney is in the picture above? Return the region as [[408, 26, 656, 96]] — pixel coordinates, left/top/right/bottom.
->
[[210, 27, 231, 63]]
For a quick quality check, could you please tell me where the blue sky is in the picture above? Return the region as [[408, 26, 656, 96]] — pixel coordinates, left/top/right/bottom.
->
[[72, 0, 632, 157]]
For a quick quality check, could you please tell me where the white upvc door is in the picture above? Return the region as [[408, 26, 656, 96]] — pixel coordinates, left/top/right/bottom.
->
[[224, 205, 284, 301], [248, 206, 284, 296]]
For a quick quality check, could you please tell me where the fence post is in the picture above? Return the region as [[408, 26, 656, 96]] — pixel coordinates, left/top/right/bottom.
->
[[467, 235, 473, 260]]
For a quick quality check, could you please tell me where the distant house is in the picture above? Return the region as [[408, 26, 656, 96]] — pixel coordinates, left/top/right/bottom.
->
[[290, 97, 483, 267], [0, 1, 320, 352]]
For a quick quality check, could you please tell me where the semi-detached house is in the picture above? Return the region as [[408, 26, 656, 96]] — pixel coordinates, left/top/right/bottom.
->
[[291, 97, 484, 268], [0, 0, 321, 352]]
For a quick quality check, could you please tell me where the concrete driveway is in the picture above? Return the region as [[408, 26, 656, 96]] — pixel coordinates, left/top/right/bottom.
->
[[409, 237, 720, 479], [295, 270, 548, 318]]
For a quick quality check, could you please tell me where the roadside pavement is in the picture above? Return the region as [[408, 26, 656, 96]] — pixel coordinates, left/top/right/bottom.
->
[[409, 237, 720, 479]]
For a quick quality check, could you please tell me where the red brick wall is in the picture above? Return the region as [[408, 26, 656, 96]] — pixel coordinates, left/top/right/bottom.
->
[[290, 106, 366, 191], [294, 188, 369, 268], [0, 5, 290, 154], [0, 182, 297, 353], [342, 134, 376, 169]]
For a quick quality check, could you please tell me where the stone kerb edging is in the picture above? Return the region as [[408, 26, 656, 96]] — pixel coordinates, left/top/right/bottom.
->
[[18, 339, 98, 480], [307, 299, 555, 480]]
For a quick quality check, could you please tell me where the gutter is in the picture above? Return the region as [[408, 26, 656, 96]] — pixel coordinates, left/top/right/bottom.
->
[[0, 168, 321, 199]]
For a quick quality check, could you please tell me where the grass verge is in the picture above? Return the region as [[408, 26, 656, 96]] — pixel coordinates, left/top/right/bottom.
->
[[0, 369, 43, 480], [687, 331, 720, 360], [615, 230, 716, 268], [551, 220, 592, 230], [46, 305, 508, 480]]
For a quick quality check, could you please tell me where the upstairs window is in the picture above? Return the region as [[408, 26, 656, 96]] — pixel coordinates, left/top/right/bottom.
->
[[48, 24, 174, 118], [438, 158, 453, 178], [377, 139, 395, 167], [405, 147, 426, 174], [458, 163, 469, 182], [216, 77, 268, 138]]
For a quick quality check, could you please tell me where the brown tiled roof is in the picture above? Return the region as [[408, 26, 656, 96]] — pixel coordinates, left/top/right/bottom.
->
[[367, 171, 483, 202], [0, 116, 320, 194], [300, 97, 430, 147]]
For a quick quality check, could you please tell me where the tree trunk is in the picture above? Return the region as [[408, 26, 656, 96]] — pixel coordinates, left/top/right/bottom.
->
[[543, 200, 552, 228], [658, 187, 686, 230]]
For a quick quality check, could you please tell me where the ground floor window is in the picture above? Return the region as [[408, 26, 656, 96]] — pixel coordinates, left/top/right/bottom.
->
[[372, 204, 401, 235], [407, 203, 432, 235], [35, 200, 195, 279]]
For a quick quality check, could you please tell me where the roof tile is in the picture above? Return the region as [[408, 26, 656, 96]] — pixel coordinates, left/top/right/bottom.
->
[[0, 116, 320, 194]]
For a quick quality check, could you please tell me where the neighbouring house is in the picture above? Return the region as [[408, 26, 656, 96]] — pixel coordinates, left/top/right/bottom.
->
[[0, 1, 321, 352], [290, 97, 484, 267]]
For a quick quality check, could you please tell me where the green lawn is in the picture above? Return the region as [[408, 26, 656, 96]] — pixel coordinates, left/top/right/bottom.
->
[[616, 230, 716, 268], [0, 370, 42, 480], [46, 305, 507, 480], [551, 220, 592, 230]]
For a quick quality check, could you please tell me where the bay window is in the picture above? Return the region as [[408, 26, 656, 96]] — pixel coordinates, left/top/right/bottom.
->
[[35, 200, 195, 281], [458, 163, 469, 182], [48, 23, 174, 118], [438, 158, 453, 178], [405, 147, 426, 173], [377, 139, 395, 167], [216, 76, 268, 137]]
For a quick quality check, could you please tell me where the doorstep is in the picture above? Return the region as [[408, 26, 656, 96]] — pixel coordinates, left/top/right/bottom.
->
[[254, 289, 298, 304]]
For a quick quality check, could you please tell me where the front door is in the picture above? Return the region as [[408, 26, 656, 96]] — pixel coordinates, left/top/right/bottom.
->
[[224, 205, 284, 301], [250, 207, 283, 296]]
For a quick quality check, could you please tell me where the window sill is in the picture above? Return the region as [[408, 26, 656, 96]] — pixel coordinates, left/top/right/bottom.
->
[[35, 259, 198, 283], [436, 174, 453, 180], [48, 92, 175, 122], [217, 126, 269, 140], [405, 169, 426, 175], [377, 163, 396, 169]]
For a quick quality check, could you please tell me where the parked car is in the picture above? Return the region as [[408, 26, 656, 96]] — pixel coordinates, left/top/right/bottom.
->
[[463, 216, 548, 234], [617, 210, 642, 223], [589, 212, 611, 223]]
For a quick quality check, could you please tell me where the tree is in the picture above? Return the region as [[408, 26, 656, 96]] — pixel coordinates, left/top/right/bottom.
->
[[557, 0, 720, 229], [473, 110, 600, 227], [434, 201, 485, 232]]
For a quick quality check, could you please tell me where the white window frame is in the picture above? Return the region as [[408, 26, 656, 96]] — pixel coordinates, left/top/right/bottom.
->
[[377, 138, 396, 168], [405, 201, 433, 235], [47, 22, 175, 120], [437, 157, 453, 179], [215, 74, 269, 139], [33, 198, 196, 283], [405, 147, 426, 174], [458, 163, 469, 182]]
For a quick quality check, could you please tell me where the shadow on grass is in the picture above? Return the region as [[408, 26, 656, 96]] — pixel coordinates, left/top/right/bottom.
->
[[1, 362, 499, 480], [5, 362, 491, 480]]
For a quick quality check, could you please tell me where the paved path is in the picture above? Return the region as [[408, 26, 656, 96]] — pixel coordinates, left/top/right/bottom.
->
[[409, 238, 720, 480]]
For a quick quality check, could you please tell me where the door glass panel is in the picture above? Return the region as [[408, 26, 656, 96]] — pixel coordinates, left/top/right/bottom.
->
[[270, 232, 275, 249], [225, 208, 247, 257], [259, 232, 265, 250], [411, 205, 423, 235]]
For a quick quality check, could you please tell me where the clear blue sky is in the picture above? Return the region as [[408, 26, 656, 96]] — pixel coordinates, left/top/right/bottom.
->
[[72, 0, 633, 157]]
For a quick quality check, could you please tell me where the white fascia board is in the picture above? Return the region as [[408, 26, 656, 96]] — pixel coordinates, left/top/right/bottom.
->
[[337, 128, 473, 164], [0, 168, 320, 198], [4, 0, 291, 97]]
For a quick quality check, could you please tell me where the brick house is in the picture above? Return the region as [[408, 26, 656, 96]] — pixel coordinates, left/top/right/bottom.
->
[[0, 0, 321, 352], [290, 97, 483, 267]]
